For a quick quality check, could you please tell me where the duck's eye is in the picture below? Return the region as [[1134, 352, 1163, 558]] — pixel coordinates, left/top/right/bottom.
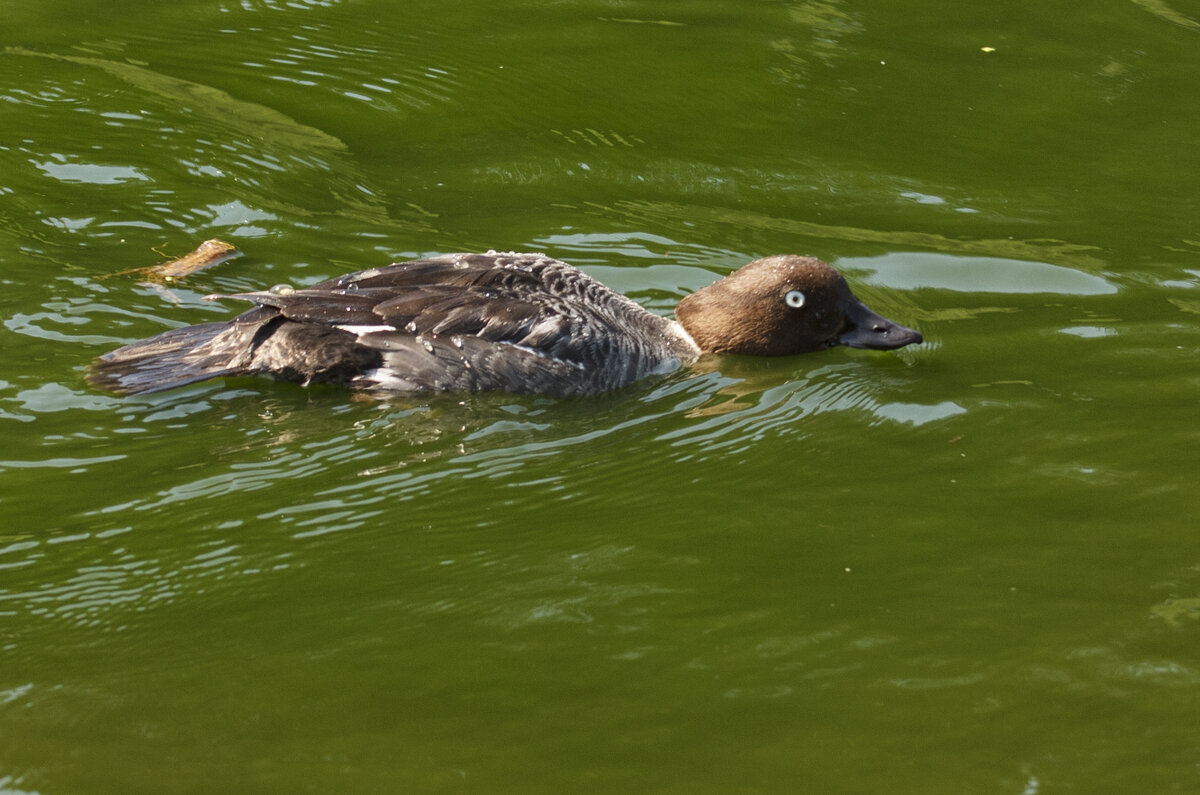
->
[[784, 290, 806, 309]]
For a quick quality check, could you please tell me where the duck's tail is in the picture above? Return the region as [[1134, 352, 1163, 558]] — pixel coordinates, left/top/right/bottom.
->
[[88, 321, 242, 395]]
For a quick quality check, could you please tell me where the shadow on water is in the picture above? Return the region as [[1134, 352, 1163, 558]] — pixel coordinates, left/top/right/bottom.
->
[[67, 343, 933, 514]]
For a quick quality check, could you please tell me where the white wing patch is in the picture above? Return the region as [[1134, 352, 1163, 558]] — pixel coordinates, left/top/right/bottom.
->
[[336, 324, 397, 335]]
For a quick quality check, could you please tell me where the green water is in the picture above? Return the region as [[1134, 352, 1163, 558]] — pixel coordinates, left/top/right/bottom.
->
[[3, 0, 1199, 791]]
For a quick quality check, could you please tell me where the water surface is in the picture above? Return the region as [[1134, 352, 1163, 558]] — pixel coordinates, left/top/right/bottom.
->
[[2, 0, 1199, 792]]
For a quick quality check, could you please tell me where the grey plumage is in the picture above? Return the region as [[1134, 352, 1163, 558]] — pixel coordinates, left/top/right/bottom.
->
[[90, 252, 699, 397]]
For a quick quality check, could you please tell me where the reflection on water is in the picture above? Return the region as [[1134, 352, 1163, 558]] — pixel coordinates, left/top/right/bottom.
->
[[595, 199, 1113, 271], [842, 252, 1119, 295], [1, 42, 433, 250], [1130, 0, 1200, 30]]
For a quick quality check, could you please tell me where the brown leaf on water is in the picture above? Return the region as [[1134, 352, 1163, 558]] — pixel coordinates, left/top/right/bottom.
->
[[103, 239, 242, 283]]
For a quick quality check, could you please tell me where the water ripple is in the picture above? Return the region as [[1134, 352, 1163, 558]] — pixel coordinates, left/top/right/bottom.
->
[[1, 44, 435, 246]]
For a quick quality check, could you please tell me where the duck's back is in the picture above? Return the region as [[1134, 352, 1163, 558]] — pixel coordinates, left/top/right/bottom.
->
[[90, 252, 699, 397]]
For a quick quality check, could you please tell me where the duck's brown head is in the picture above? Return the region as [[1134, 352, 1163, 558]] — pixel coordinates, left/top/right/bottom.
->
[[674, 255, 922, 356]]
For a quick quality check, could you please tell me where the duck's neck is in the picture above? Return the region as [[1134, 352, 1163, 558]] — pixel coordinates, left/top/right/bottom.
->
[[667, 319, 702, 358]]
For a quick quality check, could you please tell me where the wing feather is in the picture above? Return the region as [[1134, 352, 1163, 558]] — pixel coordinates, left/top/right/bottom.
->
[[212, 254, 580, 355]]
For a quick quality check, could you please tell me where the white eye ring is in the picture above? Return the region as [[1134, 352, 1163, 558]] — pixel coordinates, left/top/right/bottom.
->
[[785, 290, 806, 308]]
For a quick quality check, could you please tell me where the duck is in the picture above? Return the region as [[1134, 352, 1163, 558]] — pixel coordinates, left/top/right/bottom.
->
[[88, 251, 922, 397]]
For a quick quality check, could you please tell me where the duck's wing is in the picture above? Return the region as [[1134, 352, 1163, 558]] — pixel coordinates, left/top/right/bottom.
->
[[214, 253, 623, 365], [209, 252, 651, 395]]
